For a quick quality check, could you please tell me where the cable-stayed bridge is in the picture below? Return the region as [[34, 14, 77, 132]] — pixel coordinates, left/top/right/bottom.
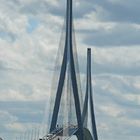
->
[[16, 0, 98, 140]]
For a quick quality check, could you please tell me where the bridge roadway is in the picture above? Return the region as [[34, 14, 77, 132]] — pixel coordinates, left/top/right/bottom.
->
[[41, 125, 78, 140], [40, 125, 93, 140]]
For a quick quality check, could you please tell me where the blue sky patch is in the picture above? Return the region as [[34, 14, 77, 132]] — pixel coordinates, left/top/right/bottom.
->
[[26, 18, 40, 33]]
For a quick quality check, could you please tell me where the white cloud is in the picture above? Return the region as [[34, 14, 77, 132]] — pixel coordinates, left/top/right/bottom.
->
[[0, 111, 18, 123], [5, 123, 25, 132], [99, 105, 124, 117]]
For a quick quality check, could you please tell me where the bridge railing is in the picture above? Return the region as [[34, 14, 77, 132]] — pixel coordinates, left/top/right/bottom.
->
[[39, 124, 78, 140]]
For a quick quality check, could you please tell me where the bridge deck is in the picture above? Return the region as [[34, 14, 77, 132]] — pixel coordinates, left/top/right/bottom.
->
[[40, 125, 78, 140]]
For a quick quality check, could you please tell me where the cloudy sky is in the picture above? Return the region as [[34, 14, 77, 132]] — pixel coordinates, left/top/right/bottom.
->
[[0, 0, 140, 140]]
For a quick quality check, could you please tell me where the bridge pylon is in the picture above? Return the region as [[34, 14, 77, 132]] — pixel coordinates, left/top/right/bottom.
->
[[49, 0, 84, 139], [82, 48, 98, 140]]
